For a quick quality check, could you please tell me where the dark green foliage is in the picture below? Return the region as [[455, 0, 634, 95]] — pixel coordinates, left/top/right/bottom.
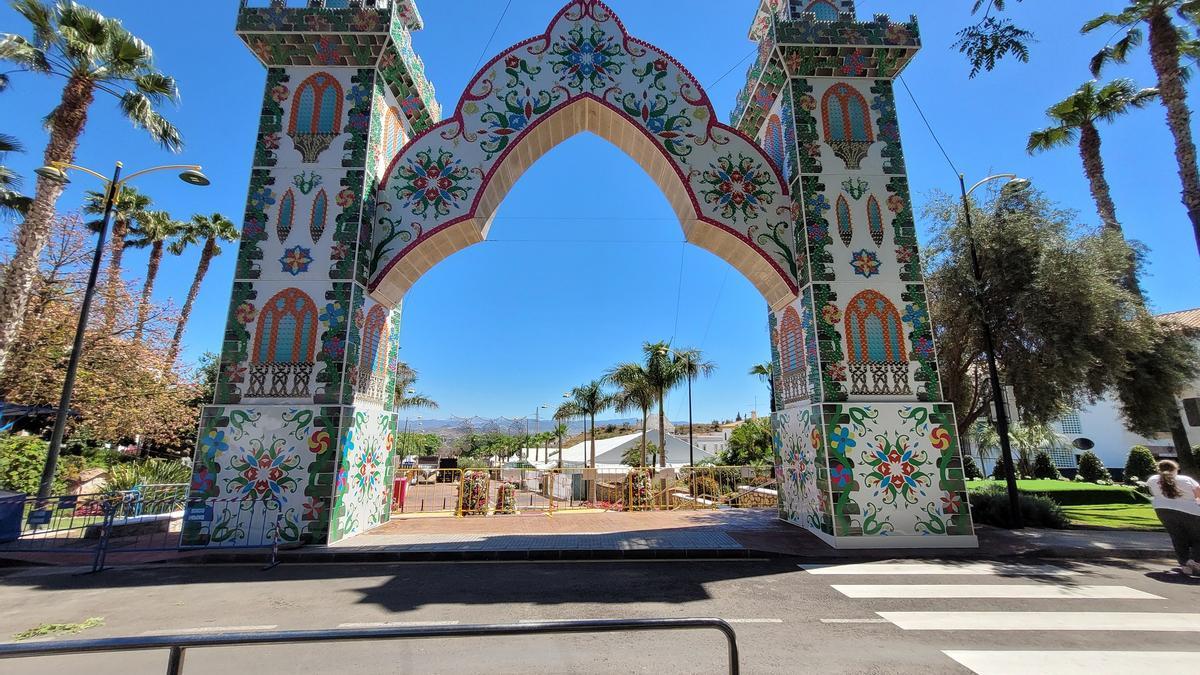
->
[[1032, 451, 1062, 480], [924, 187, 1161, 437], [963, 454, 984, 480], [1114, 324, 1199, 437], [1077, 450, 1112, 483], [953, 1, 1032, 77], [1124, 445, 1158, 483], [968, 483, 1069, 529], [719, 417, 772, 466], [990, 457, 1008, 480], [0, 434, 65, 495]]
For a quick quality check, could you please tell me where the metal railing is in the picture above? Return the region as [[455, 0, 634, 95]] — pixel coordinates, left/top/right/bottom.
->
[[0, 618, 739, 675]]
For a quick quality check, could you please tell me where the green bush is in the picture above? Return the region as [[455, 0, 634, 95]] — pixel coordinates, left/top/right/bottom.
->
[[0, 435, 51, 495], [104, 459, 192, 492], [1124, 445, 1157, 484], [1032, 451, 1061, 480], [962, 454, 983, 480], [990, 458, 1007, 480], [968, 484, 1070, 529], [1077, 450, 1111, 483]]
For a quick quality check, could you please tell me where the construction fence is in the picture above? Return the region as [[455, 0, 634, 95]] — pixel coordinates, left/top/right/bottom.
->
[[391, 466, 778, 517]]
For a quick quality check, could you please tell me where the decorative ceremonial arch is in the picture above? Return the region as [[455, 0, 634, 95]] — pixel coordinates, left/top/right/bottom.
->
[[367, 0, 799, 309]]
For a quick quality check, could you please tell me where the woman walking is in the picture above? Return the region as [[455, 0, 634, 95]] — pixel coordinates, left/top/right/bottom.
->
[[1148, 460, 1200, 575]]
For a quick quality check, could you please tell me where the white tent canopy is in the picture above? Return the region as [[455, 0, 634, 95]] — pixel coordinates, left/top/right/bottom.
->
[[521, 430, 719, 469]]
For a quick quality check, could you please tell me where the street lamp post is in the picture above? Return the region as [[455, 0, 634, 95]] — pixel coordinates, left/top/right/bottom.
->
[[959, 172, 1029, 529], [32, 161, 210, 501]]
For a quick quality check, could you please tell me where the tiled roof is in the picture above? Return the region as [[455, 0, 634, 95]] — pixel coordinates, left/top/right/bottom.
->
[[1157, 307, 1200, 329]]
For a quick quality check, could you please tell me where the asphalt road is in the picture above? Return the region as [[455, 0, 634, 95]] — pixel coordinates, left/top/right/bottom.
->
[[0, 556, 1198, 674]]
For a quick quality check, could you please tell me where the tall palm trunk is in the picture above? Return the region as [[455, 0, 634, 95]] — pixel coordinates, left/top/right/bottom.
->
[[1078, 123, 1121, 234], [168, 237, 214, 364], [134, 241, 165, 341], [0, 75, 94, 377], [657, 393, 666, 468], [103, 216, 130, 328], [589, 412, 596, 469], [1148, 8, 1200, 258], [640, 405, 648, 467], [1079, 122, 1141, 294]]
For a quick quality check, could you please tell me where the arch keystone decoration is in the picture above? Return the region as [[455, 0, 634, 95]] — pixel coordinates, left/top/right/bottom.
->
[[367, 0, 800, 309]]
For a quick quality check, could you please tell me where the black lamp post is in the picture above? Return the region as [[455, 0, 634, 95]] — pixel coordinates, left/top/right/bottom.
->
[[958, 172, 1029, 529], [32, 161, 210, 501]]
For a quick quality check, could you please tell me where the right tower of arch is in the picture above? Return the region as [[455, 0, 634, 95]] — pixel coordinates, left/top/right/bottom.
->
[[739, 0, 977, 547]]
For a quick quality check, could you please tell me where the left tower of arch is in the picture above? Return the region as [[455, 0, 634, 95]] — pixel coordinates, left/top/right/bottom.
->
[[182, 0, 440, 547]]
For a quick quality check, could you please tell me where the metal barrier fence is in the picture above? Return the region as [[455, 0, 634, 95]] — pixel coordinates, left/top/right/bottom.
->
[[390, 466, 777, 517], [0, 487, 286, 571], [0, 618, 740, 675]]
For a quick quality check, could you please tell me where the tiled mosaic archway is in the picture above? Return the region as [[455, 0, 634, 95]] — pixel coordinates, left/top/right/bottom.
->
[[187, 0, 976, 551], [367, 0, 799, 308]]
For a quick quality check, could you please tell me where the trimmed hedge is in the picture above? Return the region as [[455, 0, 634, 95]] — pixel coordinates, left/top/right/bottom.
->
[[968, 479, 1149, 506], [968, 484, 1070, 529]]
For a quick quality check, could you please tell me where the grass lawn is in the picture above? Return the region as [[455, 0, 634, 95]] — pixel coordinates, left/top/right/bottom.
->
[[1060, 504, 1164, 531]]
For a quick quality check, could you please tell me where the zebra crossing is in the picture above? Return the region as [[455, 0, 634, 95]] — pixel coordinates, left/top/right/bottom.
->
[[801, 560, 1200, 674]]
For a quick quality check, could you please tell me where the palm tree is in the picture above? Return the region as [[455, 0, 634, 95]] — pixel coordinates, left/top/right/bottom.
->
[[84, 185, 152, 327], [564, 381, 611, 471], [551, 422, 568, 468], [1027, 79, 1156, 293], [606, 362, 656, 466], [0, 0, 183, 376], [1026, 79, 1156, 235], [749, 362, 775, 413], [166, 213, 238, 365], [126, 209, 180, 341], [674, 347, 716, 466], [643, 341, 685, 468], [0, 133, 31, 220], [394, 362, 438, 410], [1084, 1, 1200, 258]]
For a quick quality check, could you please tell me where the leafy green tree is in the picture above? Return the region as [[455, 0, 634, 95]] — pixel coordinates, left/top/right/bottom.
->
[[0, 434, 58, 494], [1027, 79, 1157, 292], [1085, 0, 1200, 258], [749, 362, 774, 413], [1124, 445, 1158, 482], [719, 417, 773, 466], [962, 454, 984, 480], [126, 209, 181, 341], [673, 347, 716, 462], [560, 380, 611, 469], [924, 187, 1159, 437], [0, 0, 183, 376], [166, 213, 238, 364], [551, 422, 568, 468], [954, 0, 1033, 77]]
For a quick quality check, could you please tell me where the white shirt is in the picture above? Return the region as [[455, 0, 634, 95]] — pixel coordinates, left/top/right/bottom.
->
[[1147, 474, 1200, 516]]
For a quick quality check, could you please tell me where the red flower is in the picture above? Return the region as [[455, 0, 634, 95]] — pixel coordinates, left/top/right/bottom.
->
[[941, 492, 961, 514], [653, 58, 668, 72], [262, 133, 280, 150], [235, 302, 256, 324], [270, 85, 289, 103], [336, 189, 356, 207], [505, 55, 520, 69], [887, 194, 905, 213]]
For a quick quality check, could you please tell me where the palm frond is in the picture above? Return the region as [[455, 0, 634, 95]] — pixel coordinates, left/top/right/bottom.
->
[[133, 72, 178, 104], [0, 34, 53, 73], [10, 0, 55, 47], [1026, 126, 1073, 154], [118, 91, 182, 152], [0, 133, 23, 155]]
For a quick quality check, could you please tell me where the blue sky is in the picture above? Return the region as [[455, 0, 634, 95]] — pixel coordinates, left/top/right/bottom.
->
[[2, 0, 1198, 425]]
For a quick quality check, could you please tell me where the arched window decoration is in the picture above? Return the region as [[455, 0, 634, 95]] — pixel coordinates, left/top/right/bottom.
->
[[763, 113, 788, 180], [844, 290, 911, 396], [803, 0, 840, 21], [866, 194, 884, 246], [777, 306, 810, 404], [247, 288, 318, 398], [835, 194, 853, 246], [277, 189, 295, 243], [310, 189, 328, 243], [356, 305, 391, 402], [821, 83, 874, 170], [288, 72, 344, 163]]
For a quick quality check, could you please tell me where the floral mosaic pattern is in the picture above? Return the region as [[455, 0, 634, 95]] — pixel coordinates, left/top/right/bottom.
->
[[370, 0, 797, 302], [182, 406, 339, 547], [330, 407, 396, 541]]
